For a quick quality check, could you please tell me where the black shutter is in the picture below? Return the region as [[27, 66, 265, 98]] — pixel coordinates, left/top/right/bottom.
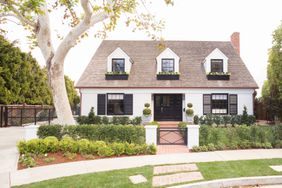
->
[[124, 94, 133, 115], [97, 94, 106, 115], [229, 94, 238, 115], [203, 94, 211, 115]]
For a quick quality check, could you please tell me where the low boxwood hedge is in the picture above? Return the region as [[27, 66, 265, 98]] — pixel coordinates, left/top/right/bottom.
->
[[17, 137, 156, 157], [191, 125, 282, 152], [37, 124, 145, 144]]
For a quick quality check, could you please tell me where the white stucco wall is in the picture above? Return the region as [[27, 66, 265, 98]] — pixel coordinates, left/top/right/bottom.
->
[[80, 88, 255, 119]]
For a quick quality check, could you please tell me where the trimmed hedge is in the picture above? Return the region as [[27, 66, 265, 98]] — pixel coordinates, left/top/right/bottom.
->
[[37, 124, 145, 144], [17, 137, 156, 157], [191, 125, 282, 152]]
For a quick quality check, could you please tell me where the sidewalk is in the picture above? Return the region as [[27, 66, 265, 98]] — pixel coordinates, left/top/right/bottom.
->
[[11, 149, 282, 186]]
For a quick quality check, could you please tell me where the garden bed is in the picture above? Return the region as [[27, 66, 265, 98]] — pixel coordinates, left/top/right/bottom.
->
[[17, 152, 147, 170], [17, 137, 156, 169]]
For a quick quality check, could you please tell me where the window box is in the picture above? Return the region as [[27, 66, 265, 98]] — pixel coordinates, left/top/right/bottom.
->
[[157, 72, 180, 80], [207, 72, 230, 80], [105, 72, 129, 80]]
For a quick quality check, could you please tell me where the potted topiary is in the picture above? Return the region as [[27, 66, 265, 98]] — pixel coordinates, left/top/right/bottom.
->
[[186, 103, 194, 123], [142, 103, 152, 124]]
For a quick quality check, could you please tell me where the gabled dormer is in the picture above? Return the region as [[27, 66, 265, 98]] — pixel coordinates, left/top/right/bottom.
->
[[156, 48, 180, 80], [106, 47, 132, 80], [203, 48, 230, 80]]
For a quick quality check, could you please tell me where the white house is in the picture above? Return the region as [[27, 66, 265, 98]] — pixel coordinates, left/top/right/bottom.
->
[[76, 32, 258, 122]]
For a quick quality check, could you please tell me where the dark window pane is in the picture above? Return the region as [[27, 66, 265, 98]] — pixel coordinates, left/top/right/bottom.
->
[[211, 59, 223, 72], [107, 94, 124, 115], [112, 59, 125, 72], [211, 94, 228, 114], [161, 59, 174, 72]]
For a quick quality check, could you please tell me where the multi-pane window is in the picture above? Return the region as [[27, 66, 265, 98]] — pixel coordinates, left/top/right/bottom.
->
[[112, 59, 125, 72], [211, 94, 228, 114], [161, 59, 174, 72], [211, 59, 223, 72], [107, 94, 124, 115]]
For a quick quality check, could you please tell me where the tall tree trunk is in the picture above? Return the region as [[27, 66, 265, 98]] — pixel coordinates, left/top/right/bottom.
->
[[50, 62, 75, 125], [35, 4, 75, 125]]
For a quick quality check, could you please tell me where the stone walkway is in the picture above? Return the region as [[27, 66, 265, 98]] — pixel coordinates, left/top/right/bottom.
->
[[152, 164, 203, 187]]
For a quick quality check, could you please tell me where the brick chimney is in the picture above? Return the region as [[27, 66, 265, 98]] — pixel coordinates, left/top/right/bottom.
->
[[231, 32, 240, 55]]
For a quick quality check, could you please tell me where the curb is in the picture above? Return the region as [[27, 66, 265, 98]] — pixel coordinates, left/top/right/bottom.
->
[[168, 176, 282, 188]]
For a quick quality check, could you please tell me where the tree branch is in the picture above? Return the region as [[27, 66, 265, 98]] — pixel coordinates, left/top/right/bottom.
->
[[0, 0, 36, 28], [53, 0, 111, 66]]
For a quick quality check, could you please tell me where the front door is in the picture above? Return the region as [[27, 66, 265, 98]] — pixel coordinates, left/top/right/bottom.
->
[[154, 94, 182, 121]]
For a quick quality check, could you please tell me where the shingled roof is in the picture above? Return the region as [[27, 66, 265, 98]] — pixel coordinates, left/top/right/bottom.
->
[[76, 40, 258, 89]]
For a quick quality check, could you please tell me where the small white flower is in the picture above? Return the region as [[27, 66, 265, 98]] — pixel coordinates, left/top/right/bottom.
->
[[44, 153, 48, 157]]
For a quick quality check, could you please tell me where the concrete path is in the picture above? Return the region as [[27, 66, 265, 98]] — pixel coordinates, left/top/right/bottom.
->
[[10, 149, 282, 186], [0, 127, 25, 187]]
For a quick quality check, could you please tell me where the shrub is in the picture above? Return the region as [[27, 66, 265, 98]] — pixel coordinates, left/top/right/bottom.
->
[[98, 146, 114, 157], [37, 125, 62, 139], [213, 115, 222, 127], [205, 115, 213, 126], [274, 140, 282, 148], [241, 106, 249, 125], [63, 152, 77, 160], [19, 154, 36, 168], [77, 139, 91, 154], [222, 115, 231, 126], [124, 143, 138, 155], [193, 115, 199, 125], [59, 137, 78, 153], [146, 144, 157, 155], [130, 116, 142, 125], [187, 103, 193, 108], [43, 136, 59, 153], [198, 125, 282, 151], [101, 116, 110, 124], [178, 122, 188, 129], [111, 142, 125, 156], [185, 109, 194, 116], [143, 108, 151, 116], [144, 103, 150, 108], [207, 143, 216, 151], [76, 116, 89, 124], [89, 141, 107, 155], [215, 142, 226, 150], [18, 139, 47, 155], [39, 124, 145, 144]]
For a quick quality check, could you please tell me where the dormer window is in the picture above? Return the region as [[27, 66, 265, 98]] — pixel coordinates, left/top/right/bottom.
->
[[106, 48, 132, 80], [162, 59, 175, 72], [211, 59, 223, 73], [204, 48, 230, 80], [112, 58, 125, 72]]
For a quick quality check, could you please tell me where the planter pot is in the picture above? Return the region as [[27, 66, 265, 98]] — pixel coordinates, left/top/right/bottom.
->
[[105, 74, 128, 80], [157, 74, 179, 80], [186, 115, 193, 123], [142, 115, 152, 124], [206, 74, 230, 80]]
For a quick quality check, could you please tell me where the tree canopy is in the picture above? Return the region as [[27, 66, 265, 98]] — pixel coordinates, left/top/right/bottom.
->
[[0, 35, 79, 107], [261, 22, 282, 120]]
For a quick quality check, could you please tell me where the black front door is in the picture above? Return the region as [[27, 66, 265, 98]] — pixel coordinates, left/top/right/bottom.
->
[[154, 94, 182, 121]]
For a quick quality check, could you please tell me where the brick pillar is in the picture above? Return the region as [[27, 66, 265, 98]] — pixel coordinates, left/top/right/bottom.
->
[[231, 32, 240, 55]]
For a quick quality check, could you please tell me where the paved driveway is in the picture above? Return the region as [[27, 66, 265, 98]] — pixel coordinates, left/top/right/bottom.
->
[[0, 127, 24, 187]]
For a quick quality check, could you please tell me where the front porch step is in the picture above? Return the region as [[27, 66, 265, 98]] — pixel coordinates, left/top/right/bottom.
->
[[159, 121, 179, 128]]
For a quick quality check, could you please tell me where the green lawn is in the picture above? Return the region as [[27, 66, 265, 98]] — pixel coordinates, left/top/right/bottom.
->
[[14, 158, 282, 188]]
